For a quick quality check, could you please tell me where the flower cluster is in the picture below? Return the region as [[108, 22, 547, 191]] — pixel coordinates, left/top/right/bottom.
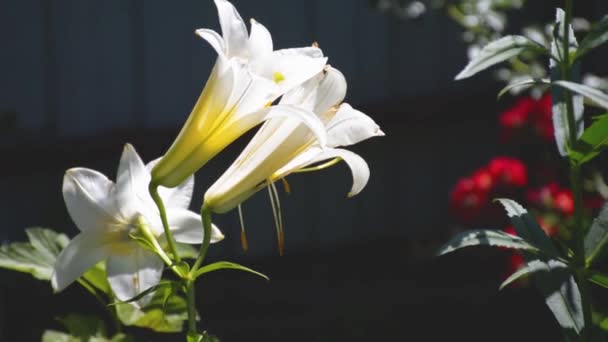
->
[[498, 93, 553, 143], [449, 156, 528, 224], [50, 0, 384, 320]]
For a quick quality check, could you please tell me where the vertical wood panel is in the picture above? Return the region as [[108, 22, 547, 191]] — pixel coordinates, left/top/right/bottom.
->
[[142, 0, 216, 129], [54, 0, 134, 136], [1, 1, 47, 133]]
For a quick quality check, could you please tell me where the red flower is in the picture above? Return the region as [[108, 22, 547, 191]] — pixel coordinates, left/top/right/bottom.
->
[[554, 189, 574, 216], [526, 182, 559, 208], [488, 157, 528, 188], [530, 94, 554, 142], [449, 177, 489, 224], [471, 168, 495, 192], [498, 94, 554, 143]]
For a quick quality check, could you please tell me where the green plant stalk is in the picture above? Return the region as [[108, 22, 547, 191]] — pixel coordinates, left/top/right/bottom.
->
[[186, 279, 197, 336], [562, 0, 593, 339], [192, 205, 213, 273], [149, 182, 181, 263], [184, 204, 213, 337], [77, 277, 123, 334]]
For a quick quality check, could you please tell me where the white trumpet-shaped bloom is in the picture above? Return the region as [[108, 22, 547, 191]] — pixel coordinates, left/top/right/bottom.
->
[[52, 144, 224, 304], [204, 67, 385, 214], [151, 0, 328, 188]]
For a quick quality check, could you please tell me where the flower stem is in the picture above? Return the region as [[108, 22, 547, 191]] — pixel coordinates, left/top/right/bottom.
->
[[186, 279, 197, 335], [192, 204, 213, 273], [562, 0, 593, 339], [149, 182, 181, 263], [183, 204, 213, 338]]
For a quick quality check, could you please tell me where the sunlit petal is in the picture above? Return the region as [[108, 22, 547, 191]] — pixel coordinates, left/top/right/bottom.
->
[[248, 18, 273, 58], [115, 144, 151, 220], [326, 103, 385, 148], [146, 159, 194, 210], [63, 168, 117, 232], [166, 208, 224, 244], [51, 230, 111, 292], [195, 28, 226, 58], [215, 0, 248, 58], [106, 247, 164, 306], [304, 148, 370, 197]]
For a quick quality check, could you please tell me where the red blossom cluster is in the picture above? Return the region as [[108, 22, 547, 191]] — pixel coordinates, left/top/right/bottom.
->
[[499, 94, 553, 143], [449, 157, 528, 224], [450, 92, 606, 285]]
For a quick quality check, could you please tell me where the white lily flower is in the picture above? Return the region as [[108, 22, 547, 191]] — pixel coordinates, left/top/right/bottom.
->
[[204, 66, 385, 214], [51, 144, 224, 305], [151, 0, 328, 188]]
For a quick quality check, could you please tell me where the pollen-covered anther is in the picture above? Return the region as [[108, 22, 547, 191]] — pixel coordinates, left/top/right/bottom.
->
[[273, 71, 285, 84]]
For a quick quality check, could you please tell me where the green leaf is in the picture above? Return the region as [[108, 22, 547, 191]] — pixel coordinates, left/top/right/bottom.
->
[[531, 262, 584, 336], [585, 202, 608, 266], [58, 314, 107, 339], [554, 81, 608, 111], [569, 115, 608, 164], [109, 281, 176, 306], [455, 35, 543, 80], [187, 332, 221, 342], [115, 282, 188, 333], [497, 78, 549, 99], [577, 16, 608, 59], [495, 199, 559, 257], [175, 243, 199, 259], [500, 259, 567, 290], [588, 270, 608, 289], [437, 229, 540, 256], [550, 8, 584, 157], [496, 199, 583, 335], [0, 227, 69, 280], [193, 261, 269, 281], [42, 330, 133, 342], [81, 262, 111, 295], [42, 313, 134, 342], [188, 333, 204, 342]]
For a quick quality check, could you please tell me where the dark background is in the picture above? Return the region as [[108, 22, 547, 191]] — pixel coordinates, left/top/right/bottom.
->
[[1, 0, 608, 341]]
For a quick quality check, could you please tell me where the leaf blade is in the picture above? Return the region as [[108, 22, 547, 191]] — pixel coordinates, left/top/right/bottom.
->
[[577, 16, 608, 58], [193, 261, 269, 281], [455, 35, 542, 80], [437, 229, 539, 256]]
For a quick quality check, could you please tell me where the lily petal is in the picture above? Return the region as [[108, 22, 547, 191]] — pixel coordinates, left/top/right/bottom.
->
[[115, 144, 152, 222], [248, 18, 273, 58], [250, 54, 328, 95], [313, 67, 347, 116], [326, 104, 385, 148], [215, 0, 248, 58], [304, 148, 370, 197], [106, 246, 164, 306], [195, 28, 226, 58], [166, 208, 224, 244], [52, 230, 111, 292], [223, 104, 328, 149], [274, 46, 324, 58], [63, 168, 117, 232], [146, 159, 194, 210]]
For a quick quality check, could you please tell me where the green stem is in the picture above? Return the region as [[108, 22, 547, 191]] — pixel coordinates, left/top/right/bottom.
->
[[149, 182, 181, 263], [562, 0, 593, 339], [77, 278, 123, 333], [183, 204, 213, 339], [192, 204, 213, 273], [186, 280, 197, 335]]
